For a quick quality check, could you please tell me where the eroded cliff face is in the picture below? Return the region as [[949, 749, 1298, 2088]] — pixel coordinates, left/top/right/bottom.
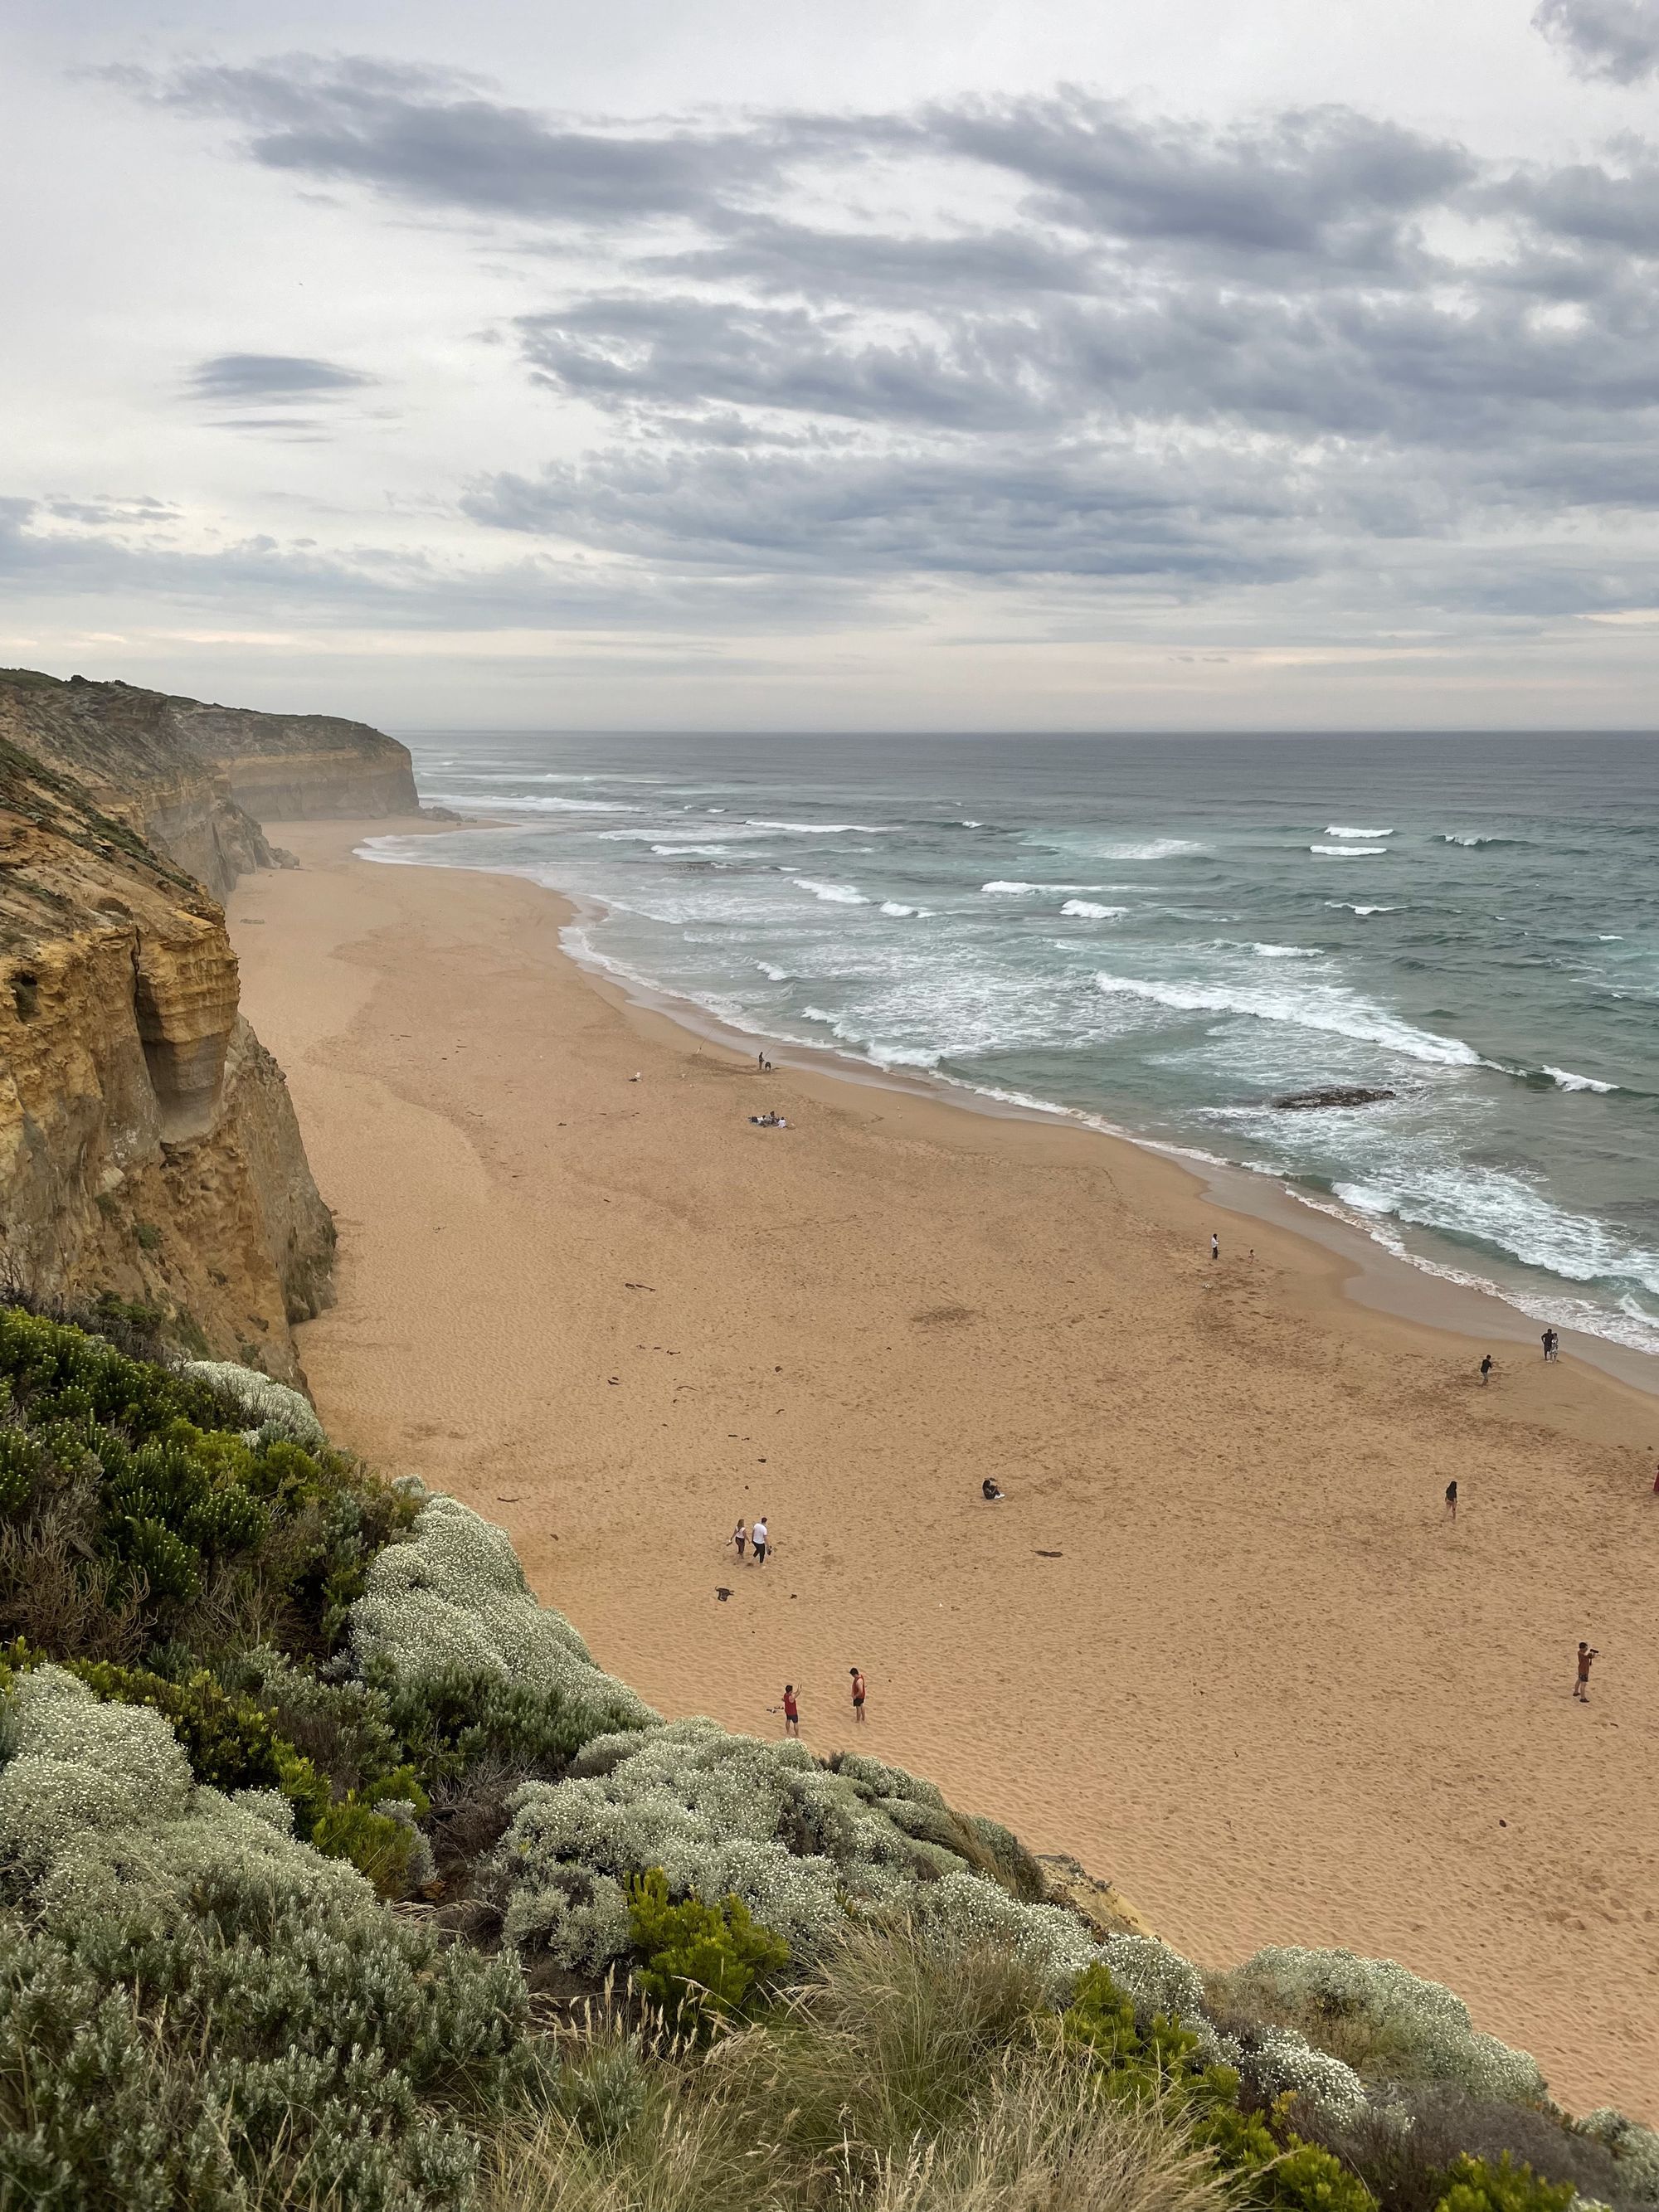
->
[[0, 668, 419, 873], [0, 737, 333, 1380]]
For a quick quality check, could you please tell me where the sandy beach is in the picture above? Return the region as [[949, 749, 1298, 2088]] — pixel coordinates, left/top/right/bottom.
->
[[230, 820, 1659, 2122]]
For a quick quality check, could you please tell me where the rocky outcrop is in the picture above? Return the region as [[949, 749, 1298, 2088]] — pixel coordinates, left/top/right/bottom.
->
[[0, 732, 332, 1381], [1035, 1853, 1158, 1941], [0, 669, 419, 878], [1273, 1086, 1398, 1111]]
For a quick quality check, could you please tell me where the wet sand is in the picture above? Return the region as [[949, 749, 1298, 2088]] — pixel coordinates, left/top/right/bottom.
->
[[231, 819, 1659, 2121]]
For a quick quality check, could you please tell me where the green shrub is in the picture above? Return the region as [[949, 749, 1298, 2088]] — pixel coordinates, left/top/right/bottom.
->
[[626, 1869, 789, 2037], [0, 1429, 41, 1516], [1432, 2154, 1575, 2212]]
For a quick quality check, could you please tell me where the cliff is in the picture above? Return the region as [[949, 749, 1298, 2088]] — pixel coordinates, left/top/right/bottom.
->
[[0, 669, 419, 882], [0, 732, 333, 1381]]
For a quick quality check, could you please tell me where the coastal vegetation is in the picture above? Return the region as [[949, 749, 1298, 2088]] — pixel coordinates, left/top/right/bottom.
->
[[0, 1296, 1654, 2211]]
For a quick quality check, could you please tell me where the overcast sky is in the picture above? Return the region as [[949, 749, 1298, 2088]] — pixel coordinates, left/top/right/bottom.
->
[[4, 0, 1659, 730]]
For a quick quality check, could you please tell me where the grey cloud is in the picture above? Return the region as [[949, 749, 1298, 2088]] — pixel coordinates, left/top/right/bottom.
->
[[110, 58, 1659, 631], [187, 352, 377, 402], [120, 55, 780, 224], [1533, 0, 1659, 83]]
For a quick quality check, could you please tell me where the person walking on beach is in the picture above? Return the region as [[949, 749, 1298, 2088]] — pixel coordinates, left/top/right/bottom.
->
[[752, 1515, 769, 1567], [1480, 1354, 1494, 1385], [849, 1666, 867, 1723], [732, 1519, 747, 1563], [1574, 1642, 1598, 1702], [1210, 1232, 1220, 1261], [1541, 1328, 1559, 1362], [1444, 1480, 1457, 1523], [779, 1684, 800, 1738]]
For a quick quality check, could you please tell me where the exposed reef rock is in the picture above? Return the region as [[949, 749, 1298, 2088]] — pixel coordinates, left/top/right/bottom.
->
[[1272, 1086, 1398, 1111], [0, 727, 333, 1380]]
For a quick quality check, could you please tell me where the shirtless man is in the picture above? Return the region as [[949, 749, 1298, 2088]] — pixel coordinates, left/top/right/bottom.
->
[[1574, 1643, 1598, 1702], [849, 1667, 867, 1723]]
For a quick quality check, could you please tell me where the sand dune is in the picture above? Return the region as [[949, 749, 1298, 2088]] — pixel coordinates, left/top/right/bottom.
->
[[231, 821, 1659, 2122]]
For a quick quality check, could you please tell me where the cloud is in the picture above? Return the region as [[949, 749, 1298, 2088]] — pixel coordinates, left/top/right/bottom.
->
[[114, 54, 783, 225], [187, 352, 377, 402], [74, 58, 1659, 644], [1533, 0, 1659, 84]]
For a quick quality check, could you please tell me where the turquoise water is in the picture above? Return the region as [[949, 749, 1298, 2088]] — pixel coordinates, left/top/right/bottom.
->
[[368, 732, 1659, 1357]]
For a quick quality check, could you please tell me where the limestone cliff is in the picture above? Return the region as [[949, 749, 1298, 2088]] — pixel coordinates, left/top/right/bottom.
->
[[0, 734, 333, 1381], [0, 668, 419, 876]]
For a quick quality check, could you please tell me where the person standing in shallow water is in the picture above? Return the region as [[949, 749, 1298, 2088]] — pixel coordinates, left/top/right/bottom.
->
[[849, 1667, 867, 1723]]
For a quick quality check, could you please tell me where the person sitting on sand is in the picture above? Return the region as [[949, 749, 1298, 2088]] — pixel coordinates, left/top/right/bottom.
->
[[849, 1666, 867, 1722], [1574, 1641, 1598, 1702], [982, 1477, 1005, 1501], [752, 1515, 769, 1567], [732, 1518, 747, 1561]]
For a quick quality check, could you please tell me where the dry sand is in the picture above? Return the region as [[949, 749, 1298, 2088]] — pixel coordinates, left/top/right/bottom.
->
[[231, 819, 1659, 2122]]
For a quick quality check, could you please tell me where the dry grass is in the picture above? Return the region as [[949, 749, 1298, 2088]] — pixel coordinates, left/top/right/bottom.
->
[[480, 1925, 1225, 2212]]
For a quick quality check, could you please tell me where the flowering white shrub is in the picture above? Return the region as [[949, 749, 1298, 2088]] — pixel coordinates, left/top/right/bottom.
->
[[909, 1871, 1101, 1993], [350, 1495, 655, 1743], [1224, 1944, 1545, 2103], [1097, 1933, 1209, 2026], [182, 1359, 328, 1451], [1241, 2024, 1369, 2123], [1579, 2111, 1659, 2203]]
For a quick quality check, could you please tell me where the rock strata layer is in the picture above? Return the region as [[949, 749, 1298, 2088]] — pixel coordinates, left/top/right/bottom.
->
[[0, 669, 405, 1375]]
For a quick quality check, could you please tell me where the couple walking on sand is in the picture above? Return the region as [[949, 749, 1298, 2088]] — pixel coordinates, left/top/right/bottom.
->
[[732, 1516, 771, 1565], [771, 1669, 867, 1739]]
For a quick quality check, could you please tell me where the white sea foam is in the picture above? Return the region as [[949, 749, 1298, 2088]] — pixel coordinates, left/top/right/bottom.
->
[[1252, 942, 1322, 958], [1060, 900, 1128, 920], [981, 879, 1104, 896], [1544, 1067, 1618, 1093], [1309, 843, 1389, 857], [1438, 832, 1513, 847], [794, 878, 869, 904], [747, 819, 890, 834], [1333, 1166, 1657, 1295], [1326, 825, 1394, 838], [1326, 902, 1399, 916], [1092, 970, 1481, 1066], [649, 843, 737, 856], [757, 960, 791, 981], [880, 901, 931, 917], [960, 819, 984, 827], [425, 793, 639, 814], [1077, 838, 1205, 861]]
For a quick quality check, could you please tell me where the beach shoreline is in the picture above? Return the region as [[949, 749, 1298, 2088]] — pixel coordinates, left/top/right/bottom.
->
[[230, 817, 1659, 2121]]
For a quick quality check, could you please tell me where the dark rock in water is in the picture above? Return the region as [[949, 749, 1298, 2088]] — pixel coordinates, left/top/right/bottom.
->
[[1273, 1085, 1397, 1111], [423, 805, 463, 823]]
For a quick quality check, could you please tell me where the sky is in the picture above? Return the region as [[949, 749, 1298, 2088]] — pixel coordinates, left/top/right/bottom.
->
[[3, 0, 1659, 731]]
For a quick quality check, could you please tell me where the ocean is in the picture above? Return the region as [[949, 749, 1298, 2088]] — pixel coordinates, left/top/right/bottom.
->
[[366, 731, 1659, 1359]]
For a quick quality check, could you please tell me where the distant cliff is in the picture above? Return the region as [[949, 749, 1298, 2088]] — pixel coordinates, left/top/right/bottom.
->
[[0, 733, 333, 1378], [0, 670, 419, 892]]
